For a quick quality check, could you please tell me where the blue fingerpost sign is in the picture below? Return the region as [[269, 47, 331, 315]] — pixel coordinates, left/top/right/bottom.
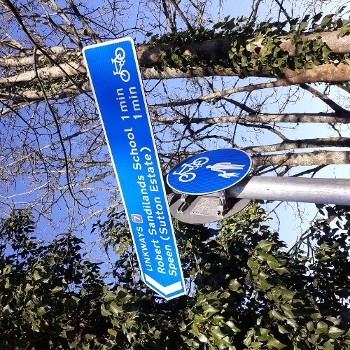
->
[[167, 149, 251, 195], [83, 38, 185, 300]]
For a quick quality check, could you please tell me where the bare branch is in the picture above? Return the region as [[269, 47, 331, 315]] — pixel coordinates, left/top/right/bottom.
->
[[66, 0, 101, 44], [150, 80, 289, 109], [152, 113, 350, 125], [300, 83, 346, 112], [162, 0, 176, 32], [249, 0, 263, 22], [168, 0, 194, 31], [49, 0, 83, 48]]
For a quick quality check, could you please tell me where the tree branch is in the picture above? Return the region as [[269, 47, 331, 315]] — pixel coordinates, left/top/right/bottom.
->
[[244, 137, 350, 153], [152, 113, 350, 125], [252, 150, 350, 168], [300, 83, 346, 112]]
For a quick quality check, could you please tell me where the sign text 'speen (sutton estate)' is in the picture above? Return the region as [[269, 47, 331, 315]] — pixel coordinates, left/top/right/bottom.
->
[[83, 38, 185, 300]]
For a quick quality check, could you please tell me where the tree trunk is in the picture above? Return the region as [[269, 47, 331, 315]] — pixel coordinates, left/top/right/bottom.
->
[[2, 29, 350, 105]]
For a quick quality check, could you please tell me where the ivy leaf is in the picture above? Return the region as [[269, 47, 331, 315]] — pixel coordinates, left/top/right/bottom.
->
[[278, 325, 289, 334], [33, 270, 41, 281], [280, 304, 295, 319], [315, 321, 328, 334], [256, 272, 273, 290], [299, 21, 308, 32], [37, 306, 46, 316], [248, 259, 260, 275], [104, 292, 116, 303], [320, 15, 333, 28], [251, 342, 263, 349], [211, 315, 224, 325], [229, 279, 242, 292], [265, 254, 281, 269], [266, 337, 287, 349], [31, 323, 40, 333], [269, 309, 285, 321], [339, 26, 350, 38], [109, 301, 122, 315], [328, 326, 345, 339], [25, 283, 33, 292], [107, 328, 117, 336], [68, 340, 77, 349], [101, 304, 111, 316], [323, 341, 335, 350], [84, 334, 95, 341], [256, 327, 270, 341], [2, 265, 11, 275], [306, 321, 314, 331], [203, 305, 219, 317], [257, 240, 275, 252], [51, 286, 62, 293], [198, 333, 208, 343], [225, 320, 241, 333]]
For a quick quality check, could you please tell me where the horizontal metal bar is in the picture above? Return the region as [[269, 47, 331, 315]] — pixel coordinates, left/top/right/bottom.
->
[[227, 176, 350, 205]]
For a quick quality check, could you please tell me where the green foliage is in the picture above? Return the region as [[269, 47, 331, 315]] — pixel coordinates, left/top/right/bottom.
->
[[1, 203, 350, 349], [0, 210, 108, 349], [149, 11, 350, 77]]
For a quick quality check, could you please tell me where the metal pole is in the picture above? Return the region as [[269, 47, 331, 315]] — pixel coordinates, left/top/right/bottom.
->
[[227, 177, 350, 205]]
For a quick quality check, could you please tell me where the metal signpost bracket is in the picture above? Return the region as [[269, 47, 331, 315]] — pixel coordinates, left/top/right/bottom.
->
[[177, 194, 196, 214], [169, 191, 250, 224]]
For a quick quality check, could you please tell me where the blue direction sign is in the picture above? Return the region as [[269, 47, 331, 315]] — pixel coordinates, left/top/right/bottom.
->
[[83, 38, 185, 300], [167, 149, 251, 195]]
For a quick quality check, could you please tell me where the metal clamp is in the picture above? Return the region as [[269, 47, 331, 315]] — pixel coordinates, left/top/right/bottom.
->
[[217, 190, 227, 219], [177, 194, 196, 214]]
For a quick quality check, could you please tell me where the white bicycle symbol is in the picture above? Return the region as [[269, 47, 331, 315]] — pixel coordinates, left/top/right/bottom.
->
[[111, 47, 131, 82], [172, 157, 209, 182]]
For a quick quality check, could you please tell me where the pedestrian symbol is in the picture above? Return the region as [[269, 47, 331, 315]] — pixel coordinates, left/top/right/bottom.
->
[[206, 162, 245, 178]]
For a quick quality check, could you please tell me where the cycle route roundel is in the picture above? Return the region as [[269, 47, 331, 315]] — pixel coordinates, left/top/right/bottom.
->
[[167, 149, 251, 195]]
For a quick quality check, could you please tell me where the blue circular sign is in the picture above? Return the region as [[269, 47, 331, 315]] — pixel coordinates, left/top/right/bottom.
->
[[166, 149, 251, 195]]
